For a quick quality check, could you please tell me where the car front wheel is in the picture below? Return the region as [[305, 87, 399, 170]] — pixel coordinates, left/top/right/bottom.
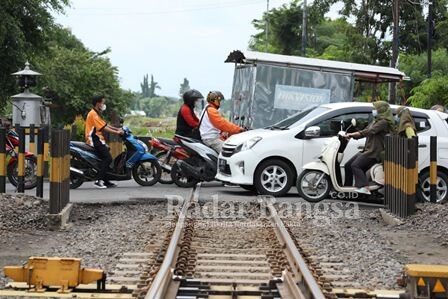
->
[[417, 170, 448, 203], [254, 159, 294, 197]]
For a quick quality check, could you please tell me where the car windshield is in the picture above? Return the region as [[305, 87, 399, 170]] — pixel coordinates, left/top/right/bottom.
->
[[266, 106, 330, 129]]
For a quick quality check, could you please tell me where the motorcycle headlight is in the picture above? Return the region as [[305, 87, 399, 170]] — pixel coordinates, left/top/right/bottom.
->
[[234, 137, 262, 154]]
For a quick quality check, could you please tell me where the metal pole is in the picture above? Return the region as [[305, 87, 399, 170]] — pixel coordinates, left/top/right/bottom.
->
[[36, 126, 44, 198], [0, 127, 6, 193], [265, 0, 269, 52], [430, 136, 437, 203], [428, 0, 434, 78], [389, 0, 399, 104], [302, 0, 307, 56], [17, 126, 25, 193]]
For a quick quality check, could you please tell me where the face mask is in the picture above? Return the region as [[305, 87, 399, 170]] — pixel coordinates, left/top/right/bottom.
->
[[195, 101, 201, 108], [394, 115, 400, 123], [101, 104, 107, 112], [372, 109, 378, 117]]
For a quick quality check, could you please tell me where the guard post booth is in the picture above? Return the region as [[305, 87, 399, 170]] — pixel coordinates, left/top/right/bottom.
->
[[225, 50, 406, 129]]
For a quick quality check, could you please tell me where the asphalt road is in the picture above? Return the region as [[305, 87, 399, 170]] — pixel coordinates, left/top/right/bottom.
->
[[4, 180, 384, 208]]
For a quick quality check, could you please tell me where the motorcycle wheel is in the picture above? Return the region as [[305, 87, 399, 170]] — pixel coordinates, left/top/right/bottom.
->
[[170, 163, 199, 188], [132, 160, 161, 187], [156, 152, 174, 184], [7, 156, 38, 189], [296, 170, 331, 203], [70, 172, 84, 189]]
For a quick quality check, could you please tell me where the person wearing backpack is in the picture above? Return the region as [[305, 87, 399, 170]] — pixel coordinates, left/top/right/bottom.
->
[[199, 91, 245, 153]]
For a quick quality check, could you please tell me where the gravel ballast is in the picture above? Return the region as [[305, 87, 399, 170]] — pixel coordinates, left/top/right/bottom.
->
[[0, 194, 170, 288], [283, 201, 448, 290]]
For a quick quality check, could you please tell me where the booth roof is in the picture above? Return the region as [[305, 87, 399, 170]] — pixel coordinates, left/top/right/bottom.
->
[[225, 50, 406, 83]]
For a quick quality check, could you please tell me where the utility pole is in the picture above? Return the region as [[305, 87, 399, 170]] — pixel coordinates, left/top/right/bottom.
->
[[302, 0, 307, 56], [389, 0, 399, 104], [428, 0, 435, 77], [265, 0, 269, 52]]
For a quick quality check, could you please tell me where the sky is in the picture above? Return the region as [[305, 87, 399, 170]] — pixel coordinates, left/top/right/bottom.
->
[[55, 0, 341, 98]]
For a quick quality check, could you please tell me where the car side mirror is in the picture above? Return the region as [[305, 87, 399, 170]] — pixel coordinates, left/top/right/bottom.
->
[[305, 126, 321, 138]]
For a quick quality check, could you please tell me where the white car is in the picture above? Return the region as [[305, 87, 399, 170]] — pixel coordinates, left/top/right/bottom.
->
[[216, 102, 448, 202]]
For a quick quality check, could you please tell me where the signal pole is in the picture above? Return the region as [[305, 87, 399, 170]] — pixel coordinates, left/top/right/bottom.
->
[[266, 0, 269, 52], [389, 0, 399, 104], [428, 0, 435, 77], [302, 0, 307, 56]]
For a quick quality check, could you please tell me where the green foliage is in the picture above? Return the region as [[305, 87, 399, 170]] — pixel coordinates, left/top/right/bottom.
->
[[149, 75, 161, 98], [124, 116, 176, 138], [32, 27, 130, 125], [70, 115, 86, 141], [140, 97, 181, 118], [179, 78, 190, 98], [408, 76, 448, 109], [399, 49, 448, 95], [0, 0, 69, 113], [140, 74, 150, 98]]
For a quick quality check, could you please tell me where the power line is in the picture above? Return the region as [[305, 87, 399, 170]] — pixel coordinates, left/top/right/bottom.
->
[[70, 0, 268, 16]]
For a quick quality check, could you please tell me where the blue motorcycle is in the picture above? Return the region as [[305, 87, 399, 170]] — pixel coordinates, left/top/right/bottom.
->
[[69, 127, 161, 189]]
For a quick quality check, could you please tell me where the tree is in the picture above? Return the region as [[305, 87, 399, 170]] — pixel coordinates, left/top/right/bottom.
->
[[33, 27, 130, 125], [179, 78, 190, 98], [149, 75, 161, 98], [408, 76, 448, 108], [0, 0, 69, 113], [140, 74, 150, 98]]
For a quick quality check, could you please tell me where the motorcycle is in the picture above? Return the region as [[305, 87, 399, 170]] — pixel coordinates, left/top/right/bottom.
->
[[170, 134, 218, 188], [150, 137, 189, 184], [69, 127, 161, 189], [297, 119, 384, 202], [5, 130, 38, 189]]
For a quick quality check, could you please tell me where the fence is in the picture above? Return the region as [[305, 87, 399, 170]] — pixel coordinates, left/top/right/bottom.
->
[[384, 136, 418, 218], [0, 125, 70, 215]]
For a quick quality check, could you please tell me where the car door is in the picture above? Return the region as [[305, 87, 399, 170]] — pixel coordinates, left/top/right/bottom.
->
[[411, 114, 435, 168], [301, 112, 372, 172]]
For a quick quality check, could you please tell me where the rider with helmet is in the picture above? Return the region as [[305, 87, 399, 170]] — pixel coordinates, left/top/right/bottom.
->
[[175, 89, 204, 138], [199, 91, 244, 153]]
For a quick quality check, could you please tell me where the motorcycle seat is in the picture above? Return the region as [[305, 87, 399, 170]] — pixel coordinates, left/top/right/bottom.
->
[[158, 137, 178, 146], [70, 141, 96, 152]]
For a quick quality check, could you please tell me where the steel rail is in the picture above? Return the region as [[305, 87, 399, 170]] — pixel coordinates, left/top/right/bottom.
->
[[145, 184, 201, 299], [265, 198, 326, 299]]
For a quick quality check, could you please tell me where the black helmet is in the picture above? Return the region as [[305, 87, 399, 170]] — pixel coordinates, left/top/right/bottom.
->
[[183, 89, 203, 107]]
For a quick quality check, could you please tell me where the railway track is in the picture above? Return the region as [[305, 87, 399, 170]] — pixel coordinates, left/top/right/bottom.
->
[[141, 184, 326, 299]]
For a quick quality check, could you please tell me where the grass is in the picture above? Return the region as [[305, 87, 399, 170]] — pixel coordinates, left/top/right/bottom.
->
[[124, 116, 176, 138]]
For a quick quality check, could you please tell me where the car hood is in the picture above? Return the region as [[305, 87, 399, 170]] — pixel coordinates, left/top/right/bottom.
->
[[225, 128, 291, 145]]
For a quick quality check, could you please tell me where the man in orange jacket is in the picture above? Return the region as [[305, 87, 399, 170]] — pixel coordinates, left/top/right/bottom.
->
[[199, 91, 244, 153]]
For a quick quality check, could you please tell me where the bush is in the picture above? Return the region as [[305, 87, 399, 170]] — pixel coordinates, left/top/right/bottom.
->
[[408, 76, 448, 109], [70, 115, 86, 141]]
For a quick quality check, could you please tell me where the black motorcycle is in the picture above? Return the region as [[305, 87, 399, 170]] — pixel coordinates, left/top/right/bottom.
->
[[69, 127, 161, 189], [170, 135, 218, 188]]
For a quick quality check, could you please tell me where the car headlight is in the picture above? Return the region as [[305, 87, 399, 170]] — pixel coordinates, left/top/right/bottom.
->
[[234, 137, 262, 154]]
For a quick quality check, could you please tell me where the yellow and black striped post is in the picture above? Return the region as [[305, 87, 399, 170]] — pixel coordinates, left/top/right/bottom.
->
[[16, 126, 26, 193], [0, 127, 6, 193], [384, 136, 418, 218], [36, 126, 45, 198], [430, 136, 437, 203], [29, 124, 35, 154], [43, 125, 50, 178], [49, 129, 70, 214]]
